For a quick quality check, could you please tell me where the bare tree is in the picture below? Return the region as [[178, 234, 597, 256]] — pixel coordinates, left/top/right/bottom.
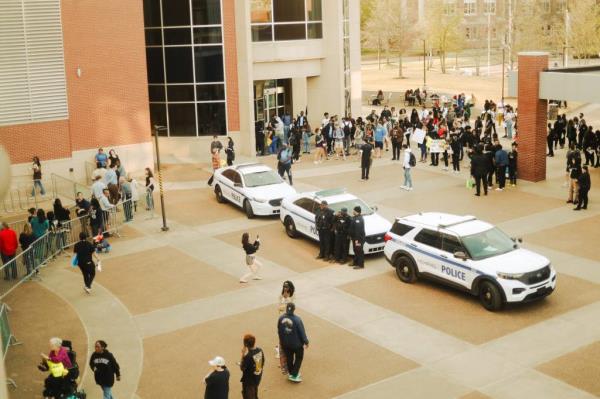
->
[[425, 0, 462, 74], [569, 0, 600, 62], [386, 0, 418, 78], [362, 0, 392, 70]]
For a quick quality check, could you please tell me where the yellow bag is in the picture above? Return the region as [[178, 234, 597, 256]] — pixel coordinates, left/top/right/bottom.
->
[[47, 360, 69, 378], [220, 159, 227, 168]]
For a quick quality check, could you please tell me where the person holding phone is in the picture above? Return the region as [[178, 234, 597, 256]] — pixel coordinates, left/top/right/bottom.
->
[[240, 232, 262, 283]]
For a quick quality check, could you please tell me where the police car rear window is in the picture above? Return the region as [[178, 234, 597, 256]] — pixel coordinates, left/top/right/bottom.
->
[[391, 222, 414, 236]]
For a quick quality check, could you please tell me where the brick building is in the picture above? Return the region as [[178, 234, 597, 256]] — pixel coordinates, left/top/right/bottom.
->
[[0, 0, 362, 181]]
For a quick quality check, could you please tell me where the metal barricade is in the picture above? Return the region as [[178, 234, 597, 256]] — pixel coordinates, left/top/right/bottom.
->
[[0, 303, 20, 388], [84, 161, 96, 184]]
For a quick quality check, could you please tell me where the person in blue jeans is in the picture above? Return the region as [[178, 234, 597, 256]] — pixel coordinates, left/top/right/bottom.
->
[[277, 144, 293, 185], [374, 121, 386, 158], [31, 156, 46, 197], [302, 123, 311, 154], [89, 340, 120, 399]]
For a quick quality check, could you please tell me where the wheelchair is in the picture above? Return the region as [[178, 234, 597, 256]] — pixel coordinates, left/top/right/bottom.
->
[[39, 340, 86, 399]]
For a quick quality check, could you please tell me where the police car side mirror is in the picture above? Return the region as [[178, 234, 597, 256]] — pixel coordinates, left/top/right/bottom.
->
[[371, 205, 378, 212], [454, 251, 467, 261], [517, 238, 523, 243]]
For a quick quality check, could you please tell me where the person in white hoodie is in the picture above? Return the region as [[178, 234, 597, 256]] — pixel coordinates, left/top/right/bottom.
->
[[401, 144, 414, 190]]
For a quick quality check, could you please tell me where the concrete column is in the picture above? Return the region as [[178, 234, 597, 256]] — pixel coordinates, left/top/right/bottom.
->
[[418, 0, 425, 23], [517, 52, 548, 182], [291, 77, 307, 116]]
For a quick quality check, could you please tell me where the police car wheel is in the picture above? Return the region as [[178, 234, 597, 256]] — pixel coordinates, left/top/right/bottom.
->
[[479, 281, 503, 311], [244, 200, 255, 219], [215, 185, 226, 203], [395, 255, 417, 283], [285, 217, 298, 238]]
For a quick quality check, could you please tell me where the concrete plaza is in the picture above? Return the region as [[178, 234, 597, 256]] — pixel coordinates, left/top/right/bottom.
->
[[4, 129, 600, 399]]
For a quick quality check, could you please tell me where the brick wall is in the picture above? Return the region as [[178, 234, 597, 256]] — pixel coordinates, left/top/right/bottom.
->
[[223, 0, 240, 132], [517, 53, 548, 182], [0, 120, 71, 164]]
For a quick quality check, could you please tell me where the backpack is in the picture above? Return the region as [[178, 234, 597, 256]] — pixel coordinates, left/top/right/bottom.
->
[[279, 148, 291, 164], [409, 152, 416, 167]]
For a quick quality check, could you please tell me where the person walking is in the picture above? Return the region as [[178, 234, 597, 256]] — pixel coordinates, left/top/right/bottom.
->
[[277, 144, 293, 185], [401, 144, 414, 190], [360, 138, 374, 181], [207, 149, 221, 187], [240, 334, 264, 399], [494, 144, 509, 191], [333, 208, 351, 264], [204, 356, 229, 399], [73, 232, 101, 294], [0, 222, 18, 280], [89, 340, 121, 399], [574, 165, 591, 210], [547, 123, 555, 157], [240, 233, 262, 283], [225, 137, 235, 166], [315, 201, 334, 261], [31, 156, 46, 197], [210, 135, 223, 154], [276, 280, 295, 370], [470, 144, 488, 196], [144, 168, 156, 210], [349, 206, 366, 269], [277, 303, 309, 383]]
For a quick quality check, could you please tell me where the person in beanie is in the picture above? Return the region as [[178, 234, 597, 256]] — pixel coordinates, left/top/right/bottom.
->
[[204, 356, 229, 399], [89, 340, 120, 399], [240, 334, 264, 399], [350, 206, 366, 269], [277, 303, 309, 383]]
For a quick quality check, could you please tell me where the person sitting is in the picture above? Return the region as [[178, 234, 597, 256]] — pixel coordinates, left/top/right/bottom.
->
[[372, 89, 384, 106], [94, 232, 111, 253], [39, 337, 73, 399]]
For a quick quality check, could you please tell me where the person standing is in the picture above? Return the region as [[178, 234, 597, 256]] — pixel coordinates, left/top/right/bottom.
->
[[0, 222, 18, 280], [574, 166, 591, 210], [315, 201, 334, 261], [207, 149, 221, 187], [547, 123, 555, 157], [282, 110, 292, 145], [508, 142, 518, 186], [31, 156, 46, 197], [470, 144, 488, 196], [119, 177, 133, 222], [333, 123, 346, 161], [390, 124, 403, 161], [240, 334, 264, 399], [374, 121, 385, 158], [276, 281, 295, 371], [95, 148, 108, 168], [89, 340, 121, 399], [567, 147, 582, 204], [204, 356, 229, 399], [401, 144, 414, 190], [494, 144, 509, 191], [277, 144, 293, 185], [225, 137, 235, 166], [301, 122, 312, 154], [333, 208, 351, 264], [73, 232, 101, 294], [145, 168, 156, 210], [210, 136, 223, 154], [277, 303, 309, 383], [360, 138, 374, 181], [240, 233, 262, 283], [31, 209, 49, 239], [450, 134, 461, 173], [349, 206, 365, 269], [19, 223, 35, 276]]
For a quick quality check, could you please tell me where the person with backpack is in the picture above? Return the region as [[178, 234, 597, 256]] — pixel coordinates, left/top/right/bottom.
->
[[401, 144, 415, 190], [89, 340, 120, 399], [277, 303, 308, 383], [277, 144, 293, 185], [239, 334, 264, 399]]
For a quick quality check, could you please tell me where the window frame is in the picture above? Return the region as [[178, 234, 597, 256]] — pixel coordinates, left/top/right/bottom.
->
[[250, 0, 322, 42], [414, 229, 443, 250], [483, 0, 496, 15], [463, 0, 476, 16], [294, 197, 317, 213]]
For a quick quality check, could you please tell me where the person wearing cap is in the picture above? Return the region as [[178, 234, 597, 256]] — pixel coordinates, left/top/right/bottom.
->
[[333, 208, 351, 264], [315, 201, 334, 261], [240, 334, 264, 399], [277, 303, 309, 383], [349, 206, 366, 269], [574, 165, 591, 210], [204, 355, 229, 399]]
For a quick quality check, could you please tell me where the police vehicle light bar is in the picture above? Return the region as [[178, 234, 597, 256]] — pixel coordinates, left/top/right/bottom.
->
[[438, 215, 477, 229], [235, 163, 262, 170], [315, 188, 346, 198]]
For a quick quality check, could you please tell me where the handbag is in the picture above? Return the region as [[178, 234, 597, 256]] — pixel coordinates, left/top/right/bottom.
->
[[96, 262, 102, 272], [71, 254, 78, 267], [466, 177, 475, 189]]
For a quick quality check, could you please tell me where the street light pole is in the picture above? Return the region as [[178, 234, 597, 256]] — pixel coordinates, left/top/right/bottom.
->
[[501, 46, 506, 104], [153, 125, 169, 232], [422, 39, 426, 89]]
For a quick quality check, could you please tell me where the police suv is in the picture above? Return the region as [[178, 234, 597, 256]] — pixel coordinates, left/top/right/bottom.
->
[[383, 212, 556, 311], [280, 188, 392, 254], [213, 163, 296, 218]]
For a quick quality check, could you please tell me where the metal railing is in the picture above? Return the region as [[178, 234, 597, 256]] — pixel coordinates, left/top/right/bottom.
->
[[1, 179, 53, 214], [51, 173, 91, 203], [0, 303, 20, 388], [84, 161, 96, 184]]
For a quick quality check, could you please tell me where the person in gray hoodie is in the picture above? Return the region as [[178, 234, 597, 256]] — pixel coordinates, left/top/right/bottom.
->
[[277, 303, 309, 383]]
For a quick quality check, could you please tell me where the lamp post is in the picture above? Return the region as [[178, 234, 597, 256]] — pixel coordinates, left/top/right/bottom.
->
[[422, 39, 427, 89], [153, 125, 169, 232]]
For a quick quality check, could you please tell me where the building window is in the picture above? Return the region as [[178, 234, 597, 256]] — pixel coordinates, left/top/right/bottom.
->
[[0, 0, 68, 126], [250, 0, 322, 42], [464, 0, 476, 16], [484, 0, 496, 15], [343, 0, 351, 116], [444, 0, 456, 15], [557, 0, 566, 13], [542, 0, 551, 13], [142, 0, 227, 137]]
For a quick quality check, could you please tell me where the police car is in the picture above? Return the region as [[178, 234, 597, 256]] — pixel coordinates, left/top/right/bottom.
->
[[383, 212, 556, 311], [213, 163, 296, 218], [280, 188, 392, 254]]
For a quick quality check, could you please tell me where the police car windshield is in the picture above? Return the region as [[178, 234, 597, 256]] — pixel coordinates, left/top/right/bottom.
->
[[244, 170, 283, 187], [461, 227, 515, 260], [328, 199, 374, 216]]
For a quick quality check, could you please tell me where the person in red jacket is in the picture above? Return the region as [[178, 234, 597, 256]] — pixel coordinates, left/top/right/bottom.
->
[[0, 222, 18, 280]]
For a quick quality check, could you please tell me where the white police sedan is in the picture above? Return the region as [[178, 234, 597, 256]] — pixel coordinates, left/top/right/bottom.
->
[[384, 212, 556, 311], [213, 163, 296, 218], [280, 188, 392, 254]]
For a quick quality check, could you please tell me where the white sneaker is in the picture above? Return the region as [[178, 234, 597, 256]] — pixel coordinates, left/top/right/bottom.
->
[[275, 346, 280, 359], [239, 280, 248, 284], [253, 276, 263, 280], [495, 188, 503, 191], [443, 167, 448, 171], [83, 286, 91, 294], [408, 187, 413, 191], [400, 185, 407, 190]]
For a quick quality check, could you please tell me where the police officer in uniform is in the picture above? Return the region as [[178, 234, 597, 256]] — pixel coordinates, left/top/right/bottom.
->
[[315, 200, 334, 260], [349, 206, 366, 269], [332, 207, 351, 264]]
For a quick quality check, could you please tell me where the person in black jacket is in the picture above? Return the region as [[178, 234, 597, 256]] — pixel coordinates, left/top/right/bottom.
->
[[484, 144, 495, 188], [360, 138, 374, 180], [508, 142, 518, 186], [240, 233, 262, 283], [332, 208, 351, 264], [89, 340, 120, 399], [225, 137, 235, 166], [470, 144, 488, 196], [350, 206, 366, 269], [574, 166, 591, 210], [239, 334, 264, 399], [315, 201, 334, 260], [567, 147, 582, 204], [277, 303, 309, 383], [204, 356, 229, 399]]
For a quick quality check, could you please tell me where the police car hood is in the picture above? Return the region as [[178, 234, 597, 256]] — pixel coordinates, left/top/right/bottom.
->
[[476, 247, 550, 274], [363, 213, 392, 236], [245, 183, 296, 200]]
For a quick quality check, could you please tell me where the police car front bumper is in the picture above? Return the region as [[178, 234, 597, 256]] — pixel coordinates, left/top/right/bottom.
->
[[250, 200, 281, 216], [502, 269, 557, 303]]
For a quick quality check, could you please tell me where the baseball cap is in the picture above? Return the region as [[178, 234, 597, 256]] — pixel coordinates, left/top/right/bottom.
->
[[208, 356, 225, 367], [341, 207, 348, 213]]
